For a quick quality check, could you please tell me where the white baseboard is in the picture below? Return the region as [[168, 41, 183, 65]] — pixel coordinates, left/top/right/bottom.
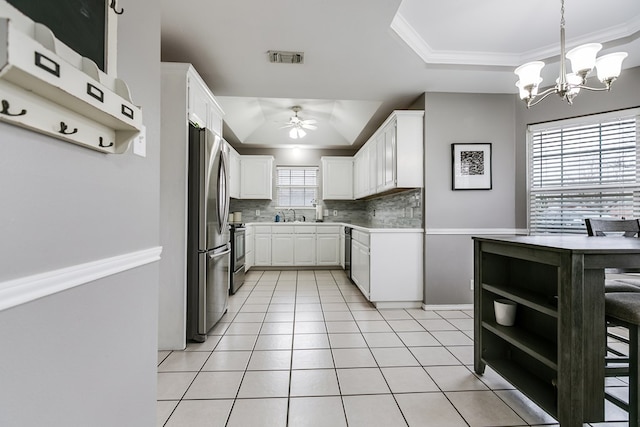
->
[[0, 246, 162, 312], [374, 301, 422, 309], [422, 303, 474, 311]]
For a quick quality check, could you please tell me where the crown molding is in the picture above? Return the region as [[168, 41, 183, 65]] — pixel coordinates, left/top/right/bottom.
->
[[391, 10, 640, 67]]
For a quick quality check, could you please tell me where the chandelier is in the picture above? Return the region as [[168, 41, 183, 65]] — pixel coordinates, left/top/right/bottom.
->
[[515, 0, 628, 108]]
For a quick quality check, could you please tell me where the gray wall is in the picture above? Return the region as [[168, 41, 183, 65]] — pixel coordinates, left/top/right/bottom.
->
[[514, 66, 640, 229], [422, 67, 640, 305], [0, 1, 161, 425], [423, 93, 516, 304]]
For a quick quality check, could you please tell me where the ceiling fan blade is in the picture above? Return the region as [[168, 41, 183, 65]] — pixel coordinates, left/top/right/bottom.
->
[[301, 119, 317, 125], [302, 124, 317, 130], [279, 123, 294, 129]]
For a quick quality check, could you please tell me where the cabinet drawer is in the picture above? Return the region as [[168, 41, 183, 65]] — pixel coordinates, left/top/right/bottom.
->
[[272, 226, 295, 234], [317, 226, 340, 234], [254, 225, 272, 234], [353, 230, 370, 246], [295, 225, 316, 234]]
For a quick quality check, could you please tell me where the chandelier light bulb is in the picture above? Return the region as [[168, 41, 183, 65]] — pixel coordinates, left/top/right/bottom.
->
[[514, 61, 545, 87], [595, 52, 628, 82], [556, 73, 582, 101], [566, 43, 602, 78], [515, 78, 542, 100]]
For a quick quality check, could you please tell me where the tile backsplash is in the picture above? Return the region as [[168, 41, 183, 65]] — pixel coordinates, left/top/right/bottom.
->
[[229, 188, 423, 228]]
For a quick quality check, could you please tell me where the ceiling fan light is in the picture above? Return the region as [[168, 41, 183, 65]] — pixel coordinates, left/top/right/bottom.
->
[[566, 43, 602, 77], [514, 61, 545, 87], [289, 128, 298, 139], [595, 52, 628, 82], [298, 129, 307, 138]]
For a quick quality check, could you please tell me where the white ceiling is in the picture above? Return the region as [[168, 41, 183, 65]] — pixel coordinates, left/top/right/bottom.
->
[[160, 0, 640, 150]]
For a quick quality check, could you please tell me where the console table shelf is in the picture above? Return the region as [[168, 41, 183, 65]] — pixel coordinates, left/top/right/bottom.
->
[[483, 356, 558, 418], [482, 320, 557, 370]]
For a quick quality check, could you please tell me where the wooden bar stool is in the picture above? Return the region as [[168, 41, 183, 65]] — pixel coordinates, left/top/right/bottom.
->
[[585, 218, 640, 424], [605, 292, 640, 426], [585, 218, 640, 293]]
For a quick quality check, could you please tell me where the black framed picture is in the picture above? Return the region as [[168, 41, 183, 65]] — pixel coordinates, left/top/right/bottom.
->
[[451, 143, 492, 190]]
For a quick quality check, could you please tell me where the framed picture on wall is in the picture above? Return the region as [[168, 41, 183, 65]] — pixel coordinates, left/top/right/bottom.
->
[[451, 143, 492, 190]]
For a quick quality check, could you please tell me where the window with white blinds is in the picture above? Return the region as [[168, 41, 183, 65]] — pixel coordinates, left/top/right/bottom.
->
[[276, 166, 318, 208], [528, 109, 640, 234]]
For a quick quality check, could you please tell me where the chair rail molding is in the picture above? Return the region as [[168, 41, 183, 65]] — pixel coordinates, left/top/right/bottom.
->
[[425, 228, 528, 235], [0, 246, 162, 312]]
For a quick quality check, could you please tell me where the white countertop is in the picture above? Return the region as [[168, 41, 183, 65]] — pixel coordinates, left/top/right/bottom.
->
[[244, 222, 423, 233]]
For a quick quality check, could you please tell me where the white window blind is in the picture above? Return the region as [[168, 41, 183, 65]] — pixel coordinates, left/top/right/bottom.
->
[[528, 110, 640, 234], [276, 166, 318, 208]]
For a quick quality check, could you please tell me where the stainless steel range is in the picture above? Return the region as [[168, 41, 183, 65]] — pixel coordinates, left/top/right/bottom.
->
[[229, 224, 245, 294]]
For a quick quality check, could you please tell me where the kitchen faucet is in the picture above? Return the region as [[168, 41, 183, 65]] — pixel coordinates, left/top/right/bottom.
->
[[287, 208, 296, 222]]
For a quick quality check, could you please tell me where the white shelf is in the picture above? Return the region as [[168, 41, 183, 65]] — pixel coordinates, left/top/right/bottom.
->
[[0, 16, 142, 153]]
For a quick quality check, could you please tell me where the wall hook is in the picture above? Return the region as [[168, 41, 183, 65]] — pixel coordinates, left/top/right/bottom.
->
[[1, 99, 27, 117], [99, 137, 114, 148], [110, 0, 124, 15], [59, 122, 78, 135]]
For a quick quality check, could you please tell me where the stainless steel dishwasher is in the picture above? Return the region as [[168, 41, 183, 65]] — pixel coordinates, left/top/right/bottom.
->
[[344, 226, 352, 281]]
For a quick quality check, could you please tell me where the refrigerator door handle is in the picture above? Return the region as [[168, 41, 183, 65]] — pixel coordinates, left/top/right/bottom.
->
[[209, 246, 231, 260], [217, 147, 230, 235]]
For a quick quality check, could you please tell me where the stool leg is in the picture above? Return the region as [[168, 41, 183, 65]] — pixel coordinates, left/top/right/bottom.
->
[[631, 324, 639, 426]]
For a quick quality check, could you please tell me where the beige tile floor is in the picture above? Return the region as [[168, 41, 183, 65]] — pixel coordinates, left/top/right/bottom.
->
[[157, 269, 630, 427]]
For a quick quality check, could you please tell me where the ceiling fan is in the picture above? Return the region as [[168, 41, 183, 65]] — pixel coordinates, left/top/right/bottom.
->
[[280, 106, 317, 139]]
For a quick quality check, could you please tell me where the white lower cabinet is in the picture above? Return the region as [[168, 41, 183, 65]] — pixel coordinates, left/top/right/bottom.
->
[[353, 230, 423, 308], [246, 225, 423, 308], [247, 224, 339, 267], [351, 238, 370, 299], [317, 233, 340, 266], [271, 234, 294, 265], [254, 226, 272, 266], [294, 234, 316, 265], [271, 226, 295, 266], [339, 229, 345, 269], [245, 226, 254, 271]]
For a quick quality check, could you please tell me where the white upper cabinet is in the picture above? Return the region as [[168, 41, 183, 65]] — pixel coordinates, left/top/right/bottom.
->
[[353, 110, 424, 199], [228, 143, 241, 199], [321, 157, 353, 200], [384, 111, 423, 190], [240, 155, 274, 199], [353, 145, 369, 199], [187, 70, 223, 135], [377, 123, 396, 192]]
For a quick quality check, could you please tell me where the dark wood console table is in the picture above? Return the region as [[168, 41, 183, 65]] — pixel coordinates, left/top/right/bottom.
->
[[473, 235, 640, 426]]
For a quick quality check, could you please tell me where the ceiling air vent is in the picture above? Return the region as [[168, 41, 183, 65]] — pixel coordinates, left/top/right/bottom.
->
[[268, 50, 304, 64]]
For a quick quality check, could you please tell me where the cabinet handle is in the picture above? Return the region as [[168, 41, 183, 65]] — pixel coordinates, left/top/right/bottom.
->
[[1, 99, 26, 117]]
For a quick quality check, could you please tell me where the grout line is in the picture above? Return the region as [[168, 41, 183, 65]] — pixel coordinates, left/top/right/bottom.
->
[[161, 269, 604, 426]]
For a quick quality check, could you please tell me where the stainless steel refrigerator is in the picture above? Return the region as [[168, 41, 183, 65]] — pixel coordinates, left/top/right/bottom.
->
[[186, 124, 230, 343]]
